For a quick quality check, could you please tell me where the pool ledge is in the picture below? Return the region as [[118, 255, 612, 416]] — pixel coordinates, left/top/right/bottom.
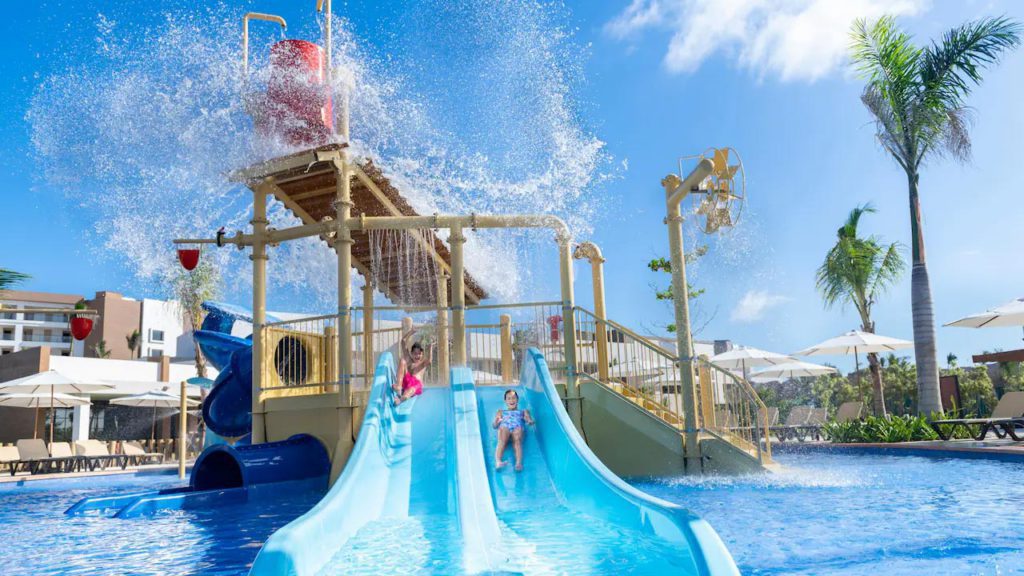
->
[[775, 440, 1024, 463], [0, 464, 190, 485]]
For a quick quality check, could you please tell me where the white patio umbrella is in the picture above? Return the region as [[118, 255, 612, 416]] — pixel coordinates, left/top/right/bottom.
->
[[111, 390, 200, 442], [945, 297, 1024, 328], [0, 370, 113, 444], [710, 347, 794, 381], [751, 361, 837, 383], [793, 330, 913, 405], [0, 393, 91, 408]]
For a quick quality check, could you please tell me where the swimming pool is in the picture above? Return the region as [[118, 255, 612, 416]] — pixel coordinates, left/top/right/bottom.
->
[[632, 449, 1024, 576], [0, 472, 323, 575]]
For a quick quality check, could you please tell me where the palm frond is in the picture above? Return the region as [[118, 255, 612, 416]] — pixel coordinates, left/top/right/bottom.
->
[[0, 269, 31, 292], [921, 17, 1021, 110], [869, 241, 907, 300]]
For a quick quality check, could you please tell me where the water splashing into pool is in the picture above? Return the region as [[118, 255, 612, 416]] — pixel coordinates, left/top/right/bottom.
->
[[28, 2, 612, 310]]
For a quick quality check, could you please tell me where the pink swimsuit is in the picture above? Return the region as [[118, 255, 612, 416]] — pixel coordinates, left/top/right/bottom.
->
[[402, 372, 423, 397]]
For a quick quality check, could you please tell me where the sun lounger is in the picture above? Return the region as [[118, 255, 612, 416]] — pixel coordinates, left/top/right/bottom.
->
[[930, 391, 1024, 441], [797, 407, 828, 441], [0, 446, 22, 475], [74, 440, 129, 471], [834, 401, 864, 423], [122, 441, 165, 466], [771, 406, 813, 442], [15, 439, 80, 475], [762, 406, 779, 427]]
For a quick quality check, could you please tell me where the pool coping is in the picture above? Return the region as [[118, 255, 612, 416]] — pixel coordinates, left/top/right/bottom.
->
[[774, 440, 1024, 463], [0, 464, 191, 485]]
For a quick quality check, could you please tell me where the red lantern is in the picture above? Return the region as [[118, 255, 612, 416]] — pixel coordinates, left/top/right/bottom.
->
[[70, 317, 94, 341], [547, 315, 562, 344], [178, 248, 200, 271]]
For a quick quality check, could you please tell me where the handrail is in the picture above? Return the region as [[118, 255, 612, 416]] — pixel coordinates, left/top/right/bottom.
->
[[574, 307, 676, 363], [697, 358, 771, 461]]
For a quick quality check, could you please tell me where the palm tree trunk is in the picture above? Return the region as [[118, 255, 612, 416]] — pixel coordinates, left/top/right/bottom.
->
[[867, 352, 886, 417], [907, 171, 941, 415]]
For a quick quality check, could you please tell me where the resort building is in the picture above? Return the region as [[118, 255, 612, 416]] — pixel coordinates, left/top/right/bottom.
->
[[0, 290, 86, 357]]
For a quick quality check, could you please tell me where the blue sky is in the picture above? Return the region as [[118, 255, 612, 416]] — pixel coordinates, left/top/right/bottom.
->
[[3, 0, 1023, 371]]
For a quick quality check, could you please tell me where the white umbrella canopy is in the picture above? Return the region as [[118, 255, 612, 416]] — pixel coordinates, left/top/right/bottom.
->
[[0, 370, 113, 444], [0, 392, 91, 408], [751, 361, 837, 382], [710, 347, 795, 379], [111, 391, 199, 442], [945, 297, 1024, 328], [793, 330, 913, 356]]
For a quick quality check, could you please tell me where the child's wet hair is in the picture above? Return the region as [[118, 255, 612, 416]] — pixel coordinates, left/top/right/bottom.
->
[[504, 389, 518, 400], [411, 342, 423, 353]]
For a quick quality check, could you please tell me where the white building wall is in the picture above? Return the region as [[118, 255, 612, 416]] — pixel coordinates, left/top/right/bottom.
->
[[140, 299, 188, 359], [0, 299, 84, 357]]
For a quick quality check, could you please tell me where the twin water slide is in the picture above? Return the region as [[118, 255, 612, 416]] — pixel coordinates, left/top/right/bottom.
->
[[250, 349, 738, 575]]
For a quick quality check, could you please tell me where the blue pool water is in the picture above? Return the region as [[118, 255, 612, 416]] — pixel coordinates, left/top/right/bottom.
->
[[632, 449, 1024, 576], [0, 472, 323, 575]]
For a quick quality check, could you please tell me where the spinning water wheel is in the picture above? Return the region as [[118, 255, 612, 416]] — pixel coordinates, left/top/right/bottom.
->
[[682, 147, 745, 234]]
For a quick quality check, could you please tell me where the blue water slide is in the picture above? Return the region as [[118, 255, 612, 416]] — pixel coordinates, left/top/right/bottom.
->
[[250, 353, 457, 576], [66, 434, 329, 518], [474, 348, 739, 576]]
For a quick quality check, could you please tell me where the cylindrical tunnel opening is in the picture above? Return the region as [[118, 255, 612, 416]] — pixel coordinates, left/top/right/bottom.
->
[[192, 448, 245, 491]]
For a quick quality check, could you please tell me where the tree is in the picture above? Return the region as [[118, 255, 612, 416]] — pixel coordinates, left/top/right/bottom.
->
[[648, 244, 707, 333], [173, 256, 220, 379], [850, 15, 1021, 414], [125, 329, 141, 359], [816, 204, 904, 416], [92, 340, 111, 359], [0, 268, 30, 292], [946, 352, 958, 369]]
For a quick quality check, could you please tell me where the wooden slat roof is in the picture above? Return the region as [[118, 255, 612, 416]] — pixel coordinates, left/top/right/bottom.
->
[[233, 144, 487, 306]]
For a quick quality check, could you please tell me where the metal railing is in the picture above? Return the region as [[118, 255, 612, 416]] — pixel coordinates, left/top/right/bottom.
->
[[572, 307, 771, 463]]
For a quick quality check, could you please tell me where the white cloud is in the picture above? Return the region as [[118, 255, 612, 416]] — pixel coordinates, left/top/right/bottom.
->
[[730, 290, 791, 322], [604, 0, 928, 82]]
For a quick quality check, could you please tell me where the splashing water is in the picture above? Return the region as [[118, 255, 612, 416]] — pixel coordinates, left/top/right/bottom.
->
[[28, 2, 613, 310]]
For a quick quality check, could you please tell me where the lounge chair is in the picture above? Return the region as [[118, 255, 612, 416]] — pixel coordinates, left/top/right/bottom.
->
[[834, 401, 864, 423], [797, 407, 828, 441], [930, 391, 1024, 441], [15, 439, 79, 475], [122, 441, 165, 466], [771, 406, 812, 442], [762, 406, 779, 427], [0, 446, 22, 475], [74, 440, 130, 471]]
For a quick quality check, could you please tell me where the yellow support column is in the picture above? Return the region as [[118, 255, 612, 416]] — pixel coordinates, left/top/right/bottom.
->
[[573, 242, 608, 382], [251, 180, 270, 444], [362, 281, 374, 387], [500, 314, 513, 383], [178, 380, 187, 479], [558, 236, 579, 429], [436, 271, 450, 385], [450, 225, 467, 366], [335, 157, 354, 407]]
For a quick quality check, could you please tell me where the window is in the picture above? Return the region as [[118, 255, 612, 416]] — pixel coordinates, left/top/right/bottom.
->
[[149, 348, 164, 358], [150, 329, 165, 343], [1, 327, 12, 340]]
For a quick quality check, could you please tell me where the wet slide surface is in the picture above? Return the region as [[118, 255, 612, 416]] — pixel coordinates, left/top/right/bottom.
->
[[478, 386, 702, 575]]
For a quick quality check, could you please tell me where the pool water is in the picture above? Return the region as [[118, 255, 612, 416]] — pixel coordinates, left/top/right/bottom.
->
[[632, 450, 1024, 576], [0, 473, 323, 575]]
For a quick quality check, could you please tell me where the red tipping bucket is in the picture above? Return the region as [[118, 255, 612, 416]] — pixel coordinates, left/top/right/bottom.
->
[[70, 317, 93, 341], [178, 248, 201, 271], [254, 39, 334, 147]]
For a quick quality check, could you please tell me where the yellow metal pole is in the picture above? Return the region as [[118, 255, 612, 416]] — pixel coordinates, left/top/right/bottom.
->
[[661, 158, 714, 474], [500, 314, 513, 383], [450, 225, 467, 366], [178, 380, 187, 479], [558, 237, 577, 395], [362, 281, 374, 388], [573, 242, 608, 383], [335, 157, 354, 406], [436, 270, 450, 385], [251, 180, 271, 444]]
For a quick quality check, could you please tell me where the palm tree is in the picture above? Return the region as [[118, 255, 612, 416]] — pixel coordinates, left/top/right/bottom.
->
[[817, 204, 905, 416], [125, 329, 141, 359], [0, 269, 30, 292], [92, 340, 112, 359], [850, 16, 1021, 414]]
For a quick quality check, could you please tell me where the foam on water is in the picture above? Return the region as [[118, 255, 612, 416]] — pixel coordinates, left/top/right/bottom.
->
[[28, 2, 612, 310]]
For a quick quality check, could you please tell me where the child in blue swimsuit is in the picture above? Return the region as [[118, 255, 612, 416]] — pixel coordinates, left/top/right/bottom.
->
[[492, 389, 535, 472]]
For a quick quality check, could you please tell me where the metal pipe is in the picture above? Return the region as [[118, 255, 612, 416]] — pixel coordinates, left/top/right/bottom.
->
[[661, 157, 714, 474], [242, 13, 287, 75], [500, 314, 513, 383], [335, 157, 354, 406], [559, 237, 578, 397], [250, 181, 271, 444], [436, 271, 450, 385], [573, 242, 608, 383], [362, 280, 373, 391], [450, 224, 467, 365]]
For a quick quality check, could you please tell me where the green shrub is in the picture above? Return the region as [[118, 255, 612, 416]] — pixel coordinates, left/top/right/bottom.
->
[[823, 414, 939, 443]]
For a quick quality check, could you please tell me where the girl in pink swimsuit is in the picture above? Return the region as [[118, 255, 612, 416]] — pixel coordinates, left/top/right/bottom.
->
[[395, 341, 431, 405]]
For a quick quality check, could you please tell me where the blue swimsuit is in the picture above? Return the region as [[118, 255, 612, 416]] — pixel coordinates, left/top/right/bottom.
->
[[500, 409, 526, 431]]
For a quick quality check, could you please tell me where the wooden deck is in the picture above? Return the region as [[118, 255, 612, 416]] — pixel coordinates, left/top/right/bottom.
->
[[232, 144, 488, 307]]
